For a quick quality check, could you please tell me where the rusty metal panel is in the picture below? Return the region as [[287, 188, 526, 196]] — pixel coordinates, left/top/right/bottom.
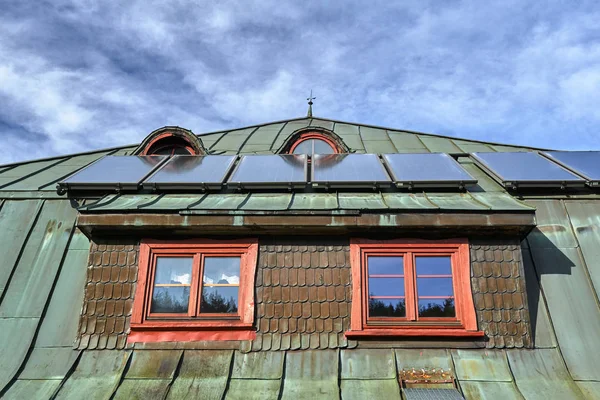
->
[[459, 382, 523, 400], [338, 193, 388, 210], [0, 200, 43, 297], [425, 194, 489, 211], [576, 381, 600, 400], [388, 132, 429, 152], [395, 349, 452, 372], [19, 347, 80, 379], [0, 317, 40, 392], [241, 193, 293, 211], [521, 248, 558, 348], [525, 200, 577, 248], [225, 379, 281, 400], [191, 193, 249, 210], [470, 193, 535, 211], [113, 379, 171, 400], [167, 350, 232, 400], [0, 200, 76, 318], [290, 193, 339, 210], [55, 350, 130, 400], [564, 201, 600, 299], [2, 379, 62, 400], [341, 379, 401, 400], [231, 351, 284, 379], [507, 349, 585, 399], [272, 119, 312, 151], [451, 350, 512, 382], [281, 350, 338, 400], [419, 137, 461, 153], [383, 193, 437, 210], [340, 349, 396, 380], [528, 246, 600, 380], [126, 350, 182, 379]]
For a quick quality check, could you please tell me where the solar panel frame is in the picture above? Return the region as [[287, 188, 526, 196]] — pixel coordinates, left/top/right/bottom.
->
[[541, 151, 600, 187], [58, 155, 169, 191], [471, 152, 585, 189], [382, 153, 477, 188], [142, 155, 237, 191], [227, 154, 308, 189], [311, 153, 392, 189]]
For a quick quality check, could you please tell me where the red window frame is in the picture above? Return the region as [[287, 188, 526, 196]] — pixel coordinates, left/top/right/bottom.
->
[[129, 239, 258, 343], [288, 132, 339, 154], [347, 238, 482, 338]]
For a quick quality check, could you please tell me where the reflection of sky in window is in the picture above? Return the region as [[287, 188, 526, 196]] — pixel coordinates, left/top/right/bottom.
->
[[415, 257, 452, 275], [154, 257, 193, 285], [367, 256, 403, 275], [417, 278, 454, 297], [369, 278, 405, 297], [203, 257, 240, 284]]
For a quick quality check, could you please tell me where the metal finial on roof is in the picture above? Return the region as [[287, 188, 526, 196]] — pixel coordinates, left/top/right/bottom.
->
[[307, 90, 316, 117]]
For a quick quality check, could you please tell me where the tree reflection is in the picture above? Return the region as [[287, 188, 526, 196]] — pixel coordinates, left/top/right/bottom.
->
[[151, 288, 189, 313], [369, 298, 406, 317], [201, 291, 238, 313], [419, 298, 455, 317]]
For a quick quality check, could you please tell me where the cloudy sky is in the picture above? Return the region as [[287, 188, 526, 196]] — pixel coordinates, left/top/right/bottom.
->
[[0, 1, 599, 163]]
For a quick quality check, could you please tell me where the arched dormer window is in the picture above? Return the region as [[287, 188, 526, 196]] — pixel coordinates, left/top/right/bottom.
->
[[134, 126, 206, 156], [281, 129, 347, 155]]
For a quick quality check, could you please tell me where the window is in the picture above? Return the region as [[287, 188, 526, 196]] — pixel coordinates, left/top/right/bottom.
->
[[347, 239, 480, 338], [289, 133, 338, 155], [129, 239, 258, 343]]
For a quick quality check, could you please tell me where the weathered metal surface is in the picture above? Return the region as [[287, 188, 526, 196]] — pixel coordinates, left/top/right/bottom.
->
[[55, 350, 130, 400], [139, 194, 204, 210], [167, 350, 232, 400], [290, 193, 339, 210], [243, 123, 285, 148], [387, 131, 429, 152], [395, 349, 452, 372], [506, 349, 585, 399], [281, 350, 339, 400], [459, 158, 505, 193], [4, 162, 94, 191], [231, 351, 284, 379], [0, 317, 40, 392], [470, 193, 535, 211], [0, 158, 67, 187], [19, 347, 80, 379], [225, 379, 281, 400], [563, 201, 600, 299], [450, 350, 513, 382], [459, 382, 523, 400], [576, 381, 600, 400], [271, 119, 312, 151], [241, 193, 293, 210], [452, 140, 495, 153], [419, 137, 461, 153], [424, 193, 489, 210], [113, 379, 172, 400], [0, 200, 76, 317], [525, 200, 578, 249], [338, 193, 388, 210], [520, 248, 558, 348], [2, 379, 62, 400], [189, 193, 249, 210], [382, 193, 438, 209], [126, 350, 182, 379], [340, 379, 401, 400], [404, 388, 464, 400], [362, 138, 398, 154], [0, 200, 43, 296], [340, 349, 396, 379], [528, 246, 600, 380]]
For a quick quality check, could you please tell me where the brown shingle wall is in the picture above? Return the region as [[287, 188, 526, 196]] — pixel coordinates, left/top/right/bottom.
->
[[75, 240, 138, 350], [76, 237, 531, 350], [471, 240, 532, 349]]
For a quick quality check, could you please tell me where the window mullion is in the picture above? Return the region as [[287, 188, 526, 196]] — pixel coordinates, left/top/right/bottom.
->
[[189, 253, 202, 317], [405, 252, 417, 321]]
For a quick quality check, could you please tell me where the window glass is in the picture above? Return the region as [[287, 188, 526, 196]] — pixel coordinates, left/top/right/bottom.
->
[[415, 256, 455, 317], [150, 257, 193, 314], [367, 256, 405, 317], [292, 138, 335, 155], [201, 257, 240, 314]]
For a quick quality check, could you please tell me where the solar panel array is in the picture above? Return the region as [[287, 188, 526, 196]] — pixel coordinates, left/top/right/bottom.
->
[[228, 154, 307, 189], [383, 153, 476, 188], [144, 155, 236, 190], [312, 154, 391, 188], [542, 151, 600, 186]]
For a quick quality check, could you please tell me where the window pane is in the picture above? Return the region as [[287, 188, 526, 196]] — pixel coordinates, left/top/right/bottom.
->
[[292, 140, 313, 154], [151, 287, 190, 313], [368, 256, 403, 275], [201, 286, 239, 313], [368, 278, 405, 297], [153, 257, 193, 284], [415, 256, 452, 275], [417, 278, 454, 297], [203, 257, 241, 284], [369, 299, 406, 317], [313, 139, 335, 154], [418, 299, 455, 317]]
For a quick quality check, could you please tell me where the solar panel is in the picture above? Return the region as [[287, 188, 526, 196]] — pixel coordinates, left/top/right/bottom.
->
[[311, 154, 391, 188], [228, 154, 307, 189], [383, 153, 476, 188], [143, 155, 236, 190], [471, 152, 585, 188], [60, 155, 167, 191], [542, 151, 600, 186]]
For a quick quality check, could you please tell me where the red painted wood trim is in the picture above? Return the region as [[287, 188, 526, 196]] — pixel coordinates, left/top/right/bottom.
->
[[345, 329, 485, 338], [289, 132, 340, 154], [128, 329, 256, 342], [141, 132, 197, 156]]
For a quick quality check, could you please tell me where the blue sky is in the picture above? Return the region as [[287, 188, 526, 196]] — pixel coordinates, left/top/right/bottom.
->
[[0, 1, 599, 163]]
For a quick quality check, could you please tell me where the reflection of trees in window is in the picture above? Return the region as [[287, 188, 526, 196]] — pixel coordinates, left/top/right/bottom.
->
[[151, 288, 189, 313], [201, 292, 238, 313], [369, 297, 406, 317], [419, 298, 455, 317]]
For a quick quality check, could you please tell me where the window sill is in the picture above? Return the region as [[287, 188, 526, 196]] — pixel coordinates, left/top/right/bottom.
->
[[128, 322, 256, 343], [345, 328, 485, 338]]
